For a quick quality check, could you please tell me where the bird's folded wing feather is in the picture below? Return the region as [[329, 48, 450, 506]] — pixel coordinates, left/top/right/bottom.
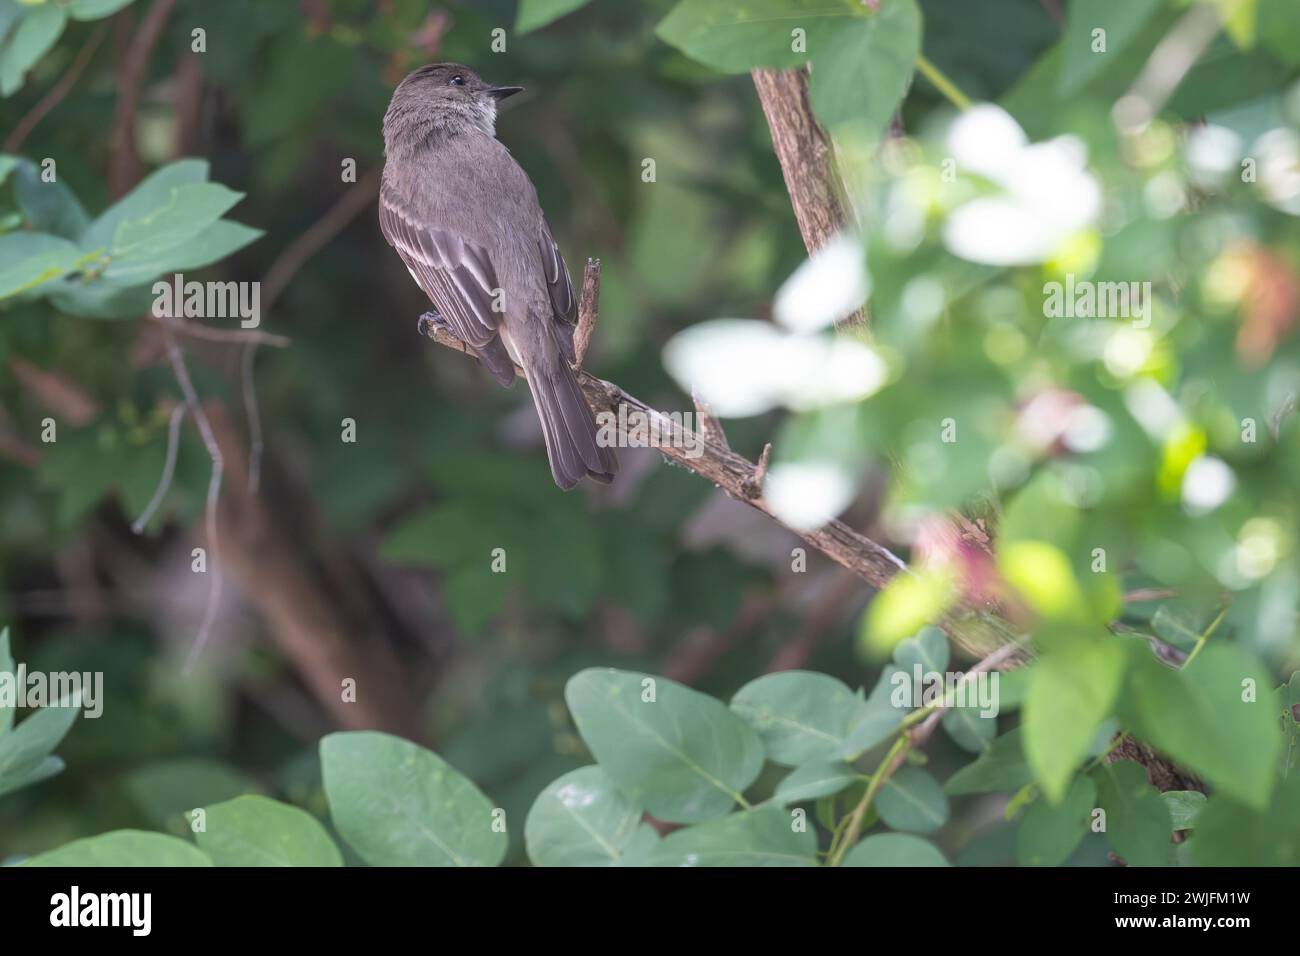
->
[[379, 183, 501, 348], [539, 215, 577, 364]]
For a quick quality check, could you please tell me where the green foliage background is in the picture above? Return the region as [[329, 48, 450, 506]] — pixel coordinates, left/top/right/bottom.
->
[[0, 0, 1298, 867]]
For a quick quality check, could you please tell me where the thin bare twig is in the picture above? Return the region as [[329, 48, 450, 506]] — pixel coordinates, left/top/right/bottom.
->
[[4, 23, 108, 153], [1122, 587, 1181, 603], [131, 402, 186, 533], [143, 312, 290, 348], [260, 167, 382, 311], [159, 316, 224, 671], [691, 388, 730, 451], [742, 442, 772, 499], [240, 342, 264, 494]]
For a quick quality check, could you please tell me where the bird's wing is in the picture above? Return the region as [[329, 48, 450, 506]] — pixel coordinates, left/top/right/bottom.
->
[[379, 182, 501, 348], [538, 215, 578, 364]]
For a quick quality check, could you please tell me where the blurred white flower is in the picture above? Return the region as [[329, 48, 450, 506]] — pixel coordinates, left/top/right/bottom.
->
[[663, 320, 790, 417], [1185, 124, 1242, 188], [945, 104, 1027, 179], [664, 320, 887, 417], [941, 105, 1101, 265], [773, 234, 870, 333], [1182, 456, 1235, 514], [1254, 127, 1300, 215], [763, 461, 856, 531]]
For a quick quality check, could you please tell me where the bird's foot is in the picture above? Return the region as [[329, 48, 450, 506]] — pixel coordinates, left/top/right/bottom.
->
[[417, 309, 448, 338]]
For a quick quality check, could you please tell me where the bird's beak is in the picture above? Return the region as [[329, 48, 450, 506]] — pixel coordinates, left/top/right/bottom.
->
[[486, 85, 524, 101]]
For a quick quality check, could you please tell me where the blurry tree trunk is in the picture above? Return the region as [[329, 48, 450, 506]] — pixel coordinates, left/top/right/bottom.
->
[[205, 404, 422, 738]]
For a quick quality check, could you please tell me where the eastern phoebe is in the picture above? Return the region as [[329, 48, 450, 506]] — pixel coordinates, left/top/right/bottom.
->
[[380, 63, 618, 489]]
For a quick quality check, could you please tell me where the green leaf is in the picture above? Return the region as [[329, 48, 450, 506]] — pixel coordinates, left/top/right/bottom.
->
[[524, 766, 646, 867], [998, 540, 1090, 623], [102, 220, 263, 285], [0, 755, 63, 798], [0, 626, 13, 736], [195, 795, 342, 867], [838, 666, 909, 758], [657, 0, 845, 72], [860, 568, 957, 656], [121, 758, 260, 831], [774, 760, 860, 804], [806, 0, 920, 138], [0, 689, 80, 782], [0, 3, 66, 96], [730, 670, 866, 766], [0, 232, 86, 299], [515, 0, 591, 34], [566, 668, 763, 823], [1058, 0, 1165, 97], [1192, 777, 1300, 866], [1022, 637, 1124, 803], [320, 731, 506, 867], [945, 728, 1033, 795], [13, 159, 89, 239], [24, 830, 212, 866], [1123, 643, 1281, 809], [68, 0, 138, 21], [81, 159, 210, 252], [841, 832, 950, 866], [648, 805, 817, 867], [46, 276, 157, 318], [875, 766, 949, 834], [1151, 600, 1221, 651], [1092, 760, 1172, 867], [1016, 774, 1095, 866], [656, 0, 920, 142], [894, 625, 950, 674], [108, 182, 243, 265], [1260, 0, 1300, 63], [942, 705, 996, 753], [1162, 790, 1207, 831]]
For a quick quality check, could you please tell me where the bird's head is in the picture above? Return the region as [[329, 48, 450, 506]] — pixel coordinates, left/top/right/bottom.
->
[[383, 63, 523, 146]]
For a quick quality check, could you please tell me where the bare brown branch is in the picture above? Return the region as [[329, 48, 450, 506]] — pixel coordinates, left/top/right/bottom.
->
[[573, 258, 600, 367], [4, 23, 108, 153], [109, 0, 178, 198]]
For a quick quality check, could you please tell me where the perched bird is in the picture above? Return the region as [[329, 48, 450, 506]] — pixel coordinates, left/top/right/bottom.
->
[[379, 63, 618, 489]]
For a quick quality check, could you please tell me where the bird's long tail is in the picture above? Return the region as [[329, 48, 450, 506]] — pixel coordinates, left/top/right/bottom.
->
[[522, 351, 618, 489]]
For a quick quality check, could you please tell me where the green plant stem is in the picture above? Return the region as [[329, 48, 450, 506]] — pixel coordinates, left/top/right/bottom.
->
[[915, 55, 972, 112], [1182, 604, 1229, 669], [829, 735, 910, 866]]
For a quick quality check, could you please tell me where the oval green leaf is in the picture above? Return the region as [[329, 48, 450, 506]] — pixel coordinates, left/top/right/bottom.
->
[[197, 795, 342, 867], [875, 766, 949, 834], [320, 731, 505, 867], [24, 830, 212, 867], [566, 668, 763, 823], [648, 805, 817, 867], [841, 832, 950, 867], [730, 670, 866, 766], [524, 765, 645, 867]]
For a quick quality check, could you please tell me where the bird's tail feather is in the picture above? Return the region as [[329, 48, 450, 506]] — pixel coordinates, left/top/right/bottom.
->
[[524, 358, 617, 490]]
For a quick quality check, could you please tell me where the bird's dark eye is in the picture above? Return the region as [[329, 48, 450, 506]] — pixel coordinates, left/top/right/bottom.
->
[[449, 75, 465, 87]]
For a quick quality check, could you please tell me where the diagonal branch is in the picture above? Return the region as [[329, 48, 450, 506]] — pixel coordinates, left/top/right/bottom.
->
[[419, 313, 1018, 656]]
